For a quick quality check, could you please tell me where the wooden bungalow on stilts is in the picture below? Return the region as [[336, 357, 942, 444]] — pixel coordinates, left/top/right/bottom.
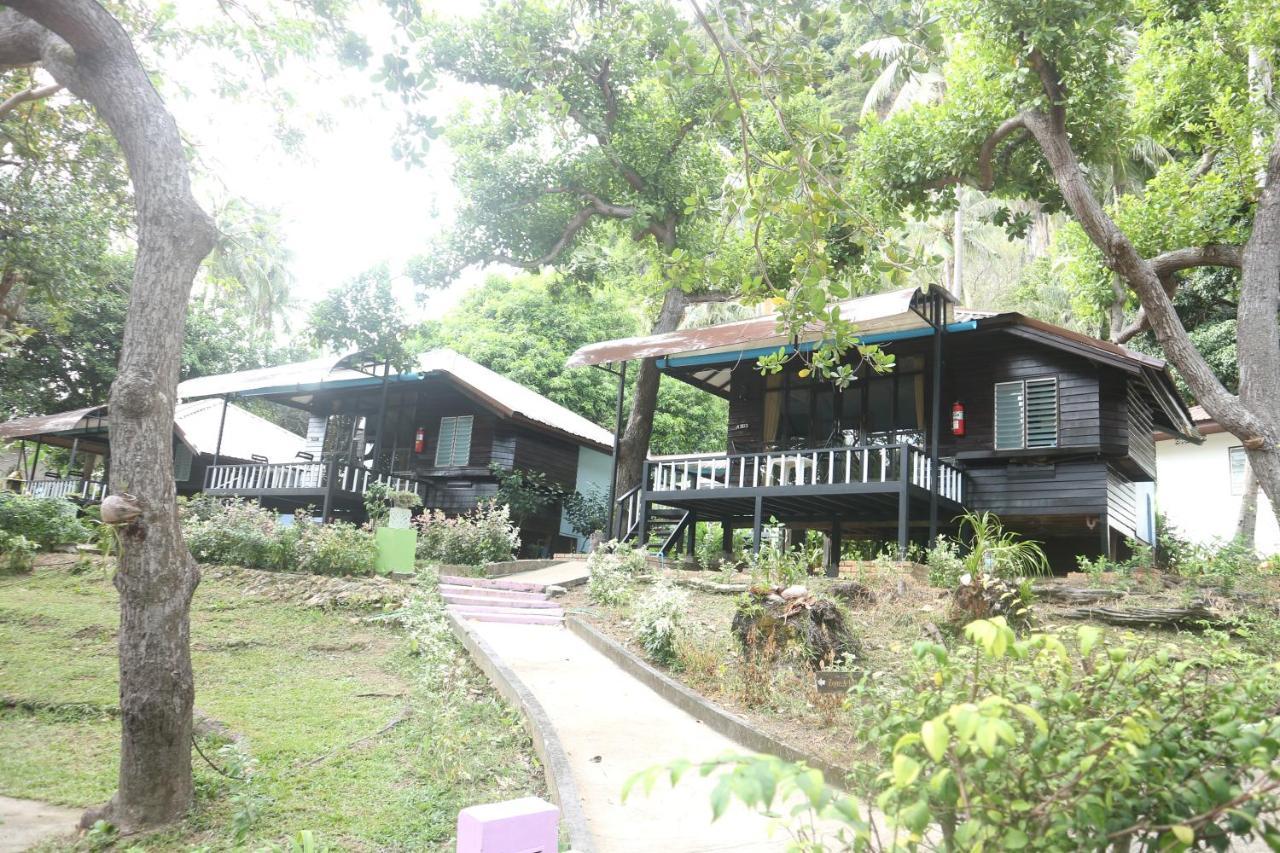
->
[[568, 287, 1200, 573]]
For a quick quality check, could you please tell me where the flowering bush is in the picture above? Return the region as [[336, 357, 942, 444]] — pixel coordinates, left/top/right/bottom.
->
[[0, 493, 90, 550], [414, 502, 520, 566], [586, 540, 649, 606], [0, 530, 37, 573], [293, 517, 377, 576], [182, 498, 294, 570], [181, 498, 376, 576], [632, 582, 688, 666]]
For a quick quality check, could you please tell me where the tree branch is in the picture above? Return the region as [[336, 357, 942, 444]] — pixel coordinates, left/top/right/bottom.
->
[[1114, 245, 1245, 344], [0, 81, 61, 119]]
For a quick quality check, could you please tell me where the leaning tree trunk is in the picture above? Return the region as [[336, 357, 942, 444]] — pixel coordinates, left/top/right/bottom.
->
[[0, 1, 217, 831], [616, 286, 687, 496]]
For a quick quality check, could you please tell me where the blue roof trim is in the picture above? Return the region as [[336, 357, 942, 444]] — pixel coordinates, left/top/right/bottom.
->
[[655, 320, 978, 369]]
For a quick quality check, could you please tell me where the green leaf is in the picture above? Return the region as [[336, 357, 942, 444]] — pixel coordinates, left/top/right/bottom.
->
[[1079, 625, 1101, 656], [1172, 824, 1195, 844], [893, 754, 922, 787], [922, 717, 950, 762]]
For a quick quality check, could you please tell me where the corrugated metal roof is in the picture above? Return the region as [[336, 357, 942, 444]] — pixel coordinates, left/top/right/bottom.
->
[[177, 348, 615, 452], [173, 400, 306, 463], [176, 353, 361, 400], [0, 406, 106, 440], [0, 401, 306, 462], [566, 287, 951, 367]]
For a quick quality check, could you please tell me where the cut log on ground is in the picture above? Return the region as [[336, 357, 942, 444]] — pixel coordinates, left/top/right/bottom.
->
[[1031, 585, 1126, 605], [1063, 604, 1225, 629]]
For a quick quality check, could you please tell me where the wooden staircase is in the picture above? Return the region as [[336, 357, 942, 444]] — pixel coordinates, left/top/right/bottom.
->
[[440, 575, 564, 626]]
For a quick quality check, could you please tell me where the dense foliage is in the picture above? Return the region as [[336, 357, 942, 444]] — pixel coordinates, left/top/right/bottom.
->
[[180, 497, 377, 576], [586, 540, 651, 606], [0, 493, 89, 550], [413, 502, 520, 566], [633, 582, 689, 667], [0, 529, 37, 573]]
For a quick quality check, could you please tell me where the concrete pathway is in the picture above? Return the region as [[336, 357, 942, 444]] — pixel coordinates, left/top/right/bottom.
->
[[0, 796, 80, 852], [471, 621, 788, 852], [499, 560, 590, 588]]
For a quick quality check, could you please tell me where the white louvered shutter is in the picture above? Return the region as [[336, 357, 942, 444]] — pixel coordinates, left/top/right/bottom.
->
[[1024, 378, 1059, 448]]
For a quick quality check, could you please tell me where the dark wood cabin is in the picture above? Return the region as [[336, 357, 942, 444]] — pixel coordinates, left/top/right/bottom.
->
[[568, 288, 1198, 573], [0, 400, 305, 502], [183, 349, 614, 556]]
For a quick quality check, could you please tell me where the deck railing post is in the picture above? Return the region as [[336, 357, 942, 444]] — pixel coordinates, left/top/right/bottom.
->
[[321, 457, 339, 524], [898, 443, 911, 559], [751, 495, 764, 555]]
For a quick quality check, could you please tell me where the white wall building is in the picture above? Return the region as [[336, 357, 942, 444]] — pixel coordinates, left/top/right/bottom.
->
[[1155, 406, 1280, 554]]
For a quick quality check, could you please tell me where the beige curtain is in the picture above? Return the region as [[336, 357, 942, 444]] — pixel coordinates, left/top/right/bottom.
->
[[762, 374, 782, 446]]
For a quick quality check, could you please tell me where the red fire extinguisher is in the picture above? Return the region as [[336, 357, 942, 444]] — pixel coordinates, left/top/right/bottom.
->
[[951, 401, 966, 436], [414, 428, 425, 454]]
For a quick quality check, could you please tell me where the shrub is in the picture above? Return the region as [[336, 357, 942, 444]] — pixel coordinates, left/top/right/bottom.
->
[[632, 582, 688, 666], [0, 492, 90, 550], [743, 545, 810, 587], [924, 536, 965, 587], [957, 511, 1049, 579], [0, 530, 37, 573], [563, 485, 608, 539], [414, 502, 520, 566], [586, 540, 648, 605], [849, 618, 1280, 850], [662, 620, 1280, 852], [183, 499, 295, 570], [295, 519, 377, 576]]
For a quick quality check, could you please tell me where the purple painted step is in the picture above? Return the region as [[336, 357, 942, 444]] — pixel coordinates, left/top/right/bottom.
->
[[447, 605, 563, 626], [441, 593, 560, 610], [439, 584, 548, 601], [440, 575, 546, 594]]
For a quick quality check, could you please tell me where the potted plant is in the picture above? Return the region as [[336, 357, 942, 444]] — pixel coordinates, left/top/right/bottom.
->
[[386, 490, 422, 529]]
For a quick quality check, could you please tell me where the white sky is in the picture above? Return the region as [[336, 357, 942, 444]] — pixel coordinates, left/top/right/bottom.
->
[[159, 1, 491, 332]]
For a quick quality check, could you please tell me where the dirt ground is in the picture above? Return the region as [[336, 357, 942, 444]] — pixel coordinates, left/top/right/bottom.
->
[[564, 565, 1266, 774], [0, 796, 82, 853]]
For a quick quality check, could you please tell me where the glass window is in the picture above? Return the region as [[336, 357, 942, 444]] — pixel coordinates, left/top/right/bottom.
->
[[838, 385, 863, 444], [783, 385, 812, 447], [173, 443, 193, 482], [1229, 446, 1248, 496], [866, 380, 895, 441], [1024, 378, 1059, 448], [994, 381, 1025, 450], [813, 386, 836, 446], [435, 415, 474, 467]]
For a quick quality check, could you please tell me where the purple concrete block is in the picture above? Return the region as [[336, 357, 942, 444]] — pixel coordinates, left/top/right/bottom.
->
[[439, 584, 549, 601], [457, 796, 559, 853]]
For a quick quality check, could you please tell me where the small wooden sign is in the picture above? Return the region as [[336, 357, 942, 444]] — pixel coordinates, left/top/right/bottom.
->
[[815, 670, 854, 694]]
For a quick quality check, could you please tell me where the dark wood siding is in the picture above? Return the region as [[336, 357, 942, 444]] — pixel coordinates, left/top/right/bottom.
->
[[965, 460, 1108, 517], [939, 334, 1100, 457]]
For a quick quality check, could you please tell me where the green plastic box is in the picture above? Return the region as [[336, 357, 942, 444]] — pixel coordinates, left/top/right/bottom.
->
[[374, 527, 417, 575]]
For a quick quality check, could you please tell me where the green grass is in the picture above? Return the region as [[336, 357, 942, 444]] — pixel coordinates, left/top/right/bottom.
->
[[0, 559, 543, 851]]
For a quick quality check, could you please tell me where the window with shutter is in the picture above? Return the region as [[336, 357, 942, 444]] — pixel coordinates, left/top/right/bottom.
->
[[173, 443, 193, 482], [1024, 378, 1059, 448], [994, 378, 1059, 451], [994, 381, 1025, 450], [434, 415, 474, 467]]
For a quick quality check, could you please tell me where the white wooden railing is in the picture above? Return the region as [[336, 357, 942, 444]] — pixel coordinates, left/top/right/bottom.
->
[[203, 461, 428, 500], [23, 478, 108, 502], [644, 443, 965, 504]]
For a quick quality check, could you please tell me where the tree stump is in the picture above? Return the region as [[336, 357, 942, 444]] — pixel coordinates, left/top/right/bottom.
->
[[731, 585, 861, 668]]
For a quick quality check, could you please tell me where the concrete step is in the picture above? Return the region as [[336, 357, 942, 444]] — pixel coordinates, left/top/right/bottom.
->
[[447, 606, 564, 626], [440, 575, 545, 594], [438, 584, 548, 601], [441, 593, 560, 610]]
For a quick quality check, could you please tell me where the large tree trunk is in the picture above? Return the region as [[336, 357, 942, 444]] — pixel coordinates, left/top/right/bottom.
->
[[616, 286, 687, 496], [0, 1, 217, 832], [1015, 67, 1280, 533]]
